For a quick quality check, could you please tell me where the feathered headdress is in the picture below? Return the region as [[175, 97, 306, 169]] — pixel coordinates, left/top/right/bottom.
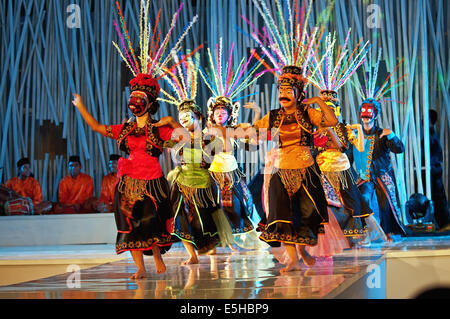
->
[[352, 48, 406, 117], [308, 29, 370, 107], [242, 0, 324, 89], [198, 38, 267, 127], [112, 0, 201, 99], [158, 51, 202, 114]]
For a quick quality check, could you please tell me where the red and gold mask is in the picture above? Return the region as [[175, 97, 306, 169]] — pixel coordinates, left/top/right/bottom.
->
[[360, 103, 377, 119], [128, 91, 149, 116]]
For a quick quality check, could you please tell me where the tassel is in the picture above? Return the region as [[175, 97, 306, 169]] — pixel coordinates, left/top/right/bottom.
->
[[117, 176, 167, 203], [277, 168, 306, 197]]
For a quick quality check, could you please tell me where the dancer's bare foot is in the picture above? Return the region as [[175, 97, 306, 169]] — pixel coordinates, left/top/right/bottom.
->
[[152, 246, 166, 274], [181, 255, 199, 265], [280, 244, 301, 273], [298, 247, 316, 267], [302, 254, 316, 267], [154, 258, 166, 274], [129, 269, 147, 280], [129, 250, 147, 280], [206, 248, 216, 255], [280, 261, 300, 274]]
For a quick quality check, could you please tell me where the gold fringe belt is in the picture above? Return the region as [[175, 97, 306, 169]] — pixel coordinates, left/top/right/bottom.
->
[[176, 183, 216, 208], [117, 176, 167, 203], [276, 165, 320, 198]]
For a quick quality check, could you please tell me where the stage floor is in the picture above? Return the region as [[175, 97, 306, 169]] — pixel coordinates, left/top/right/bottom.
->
[[1, 236, 450, 299]]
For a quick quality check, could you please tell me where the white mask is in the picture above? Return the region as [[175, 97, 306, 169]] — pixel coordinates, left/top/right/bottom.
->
[[178, 110, 195, 129]]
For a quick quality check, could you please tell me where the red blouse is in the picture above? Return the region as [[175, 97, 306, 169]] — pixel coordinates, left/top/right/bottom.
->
[[107, 123, 173, 180]]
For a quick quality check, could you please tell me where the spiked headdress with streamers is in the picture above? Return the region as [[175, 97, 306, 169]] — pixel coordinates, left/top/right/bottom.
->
[[112, 1, 201, 101], [198, 38, 267, 127], [352, 48, 406, 117], [308, 29, 370, 107], [242, 0, 325, 90], [158, 51, 202, 115]]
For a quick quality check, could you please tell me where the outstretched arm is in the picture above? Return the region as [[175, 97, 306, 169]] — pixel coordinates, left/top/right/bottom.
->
[[153, 116, 182, 129], [236, 102, 262, 129], [304, 97, 338, 127], [380, 128, 404, 154], [72, 94, 108, 137], [245, 101, 261, 124]]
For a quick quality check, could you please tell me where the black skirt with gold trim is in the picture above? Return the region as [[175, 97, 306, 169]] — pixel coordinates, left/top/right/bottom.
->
[[114, 176, 174, 255], [259, 163, 328, 247], [210, 169, 256, 235], [321, 169, 372, 237], [170, 182, 221, 254]]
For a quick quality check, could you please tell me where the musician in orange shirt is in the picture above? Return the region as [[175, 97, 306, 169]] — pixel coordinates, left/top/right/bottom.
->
[[97, 154, 120, 213], [56, 155, 95, 214], [3, 158, 43, 205]]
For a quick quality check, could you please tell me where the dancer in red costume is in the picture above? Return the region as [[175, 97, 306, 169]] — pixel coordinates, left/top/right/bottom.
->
[[73, 1, 198, 279]]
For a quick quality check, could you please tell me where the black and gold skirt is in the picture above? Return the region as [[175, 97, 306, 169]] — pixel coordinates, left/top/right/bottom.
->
[[114, 176, 174, 255], [170, 181, 221, 254], [259, 163, 328, 247], [210, 169, 256, 235], [321, 169, 372, 237]]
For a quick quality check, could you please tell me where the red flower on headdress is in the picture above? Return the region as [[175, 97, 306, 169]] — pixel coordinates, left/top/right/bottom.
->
[[129, 73, 160, 99]]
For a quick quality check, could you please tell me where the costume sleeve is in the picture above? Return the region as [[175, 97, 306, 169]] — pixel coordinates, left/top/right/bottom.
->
[[3, 179, 22, 198], [253, 112, 270, 129], [307, 108, 325, 127], [384, 133, 404, 154], [158, 125, 175, 141], [31, 180, 43, 205], [105, 124, 123, 140]]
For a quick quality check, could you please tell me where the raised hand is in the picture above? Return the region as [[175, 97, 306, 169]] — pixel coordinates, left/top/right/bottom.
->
[[72, 93, 83, 109], [236, 123, 252, 129], [379, 128, 393, 139], [243, 101, 260, 112], [301, 96, 322, 105], [243, 101, 262, 124], [72, 93, 107, 135]]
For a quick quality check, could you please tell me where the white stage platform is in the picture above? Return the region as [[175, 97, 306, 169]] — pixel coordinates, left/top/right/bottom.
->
[[0, 236, 449, 298], [0, 213, 116, 246]]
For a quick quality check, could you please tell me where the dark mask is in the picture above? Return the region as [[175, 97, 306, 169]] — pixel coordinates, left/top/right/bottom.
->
[[128, 92, 149, 116]]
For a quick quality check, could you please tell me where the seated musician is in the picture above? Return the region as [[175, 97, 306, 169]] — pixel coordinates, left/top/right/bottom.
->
[[2, 157, 52, 215], [97, 154, 120, 213], [55, 155, 96, 214], [3, 158, 43, 205]]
